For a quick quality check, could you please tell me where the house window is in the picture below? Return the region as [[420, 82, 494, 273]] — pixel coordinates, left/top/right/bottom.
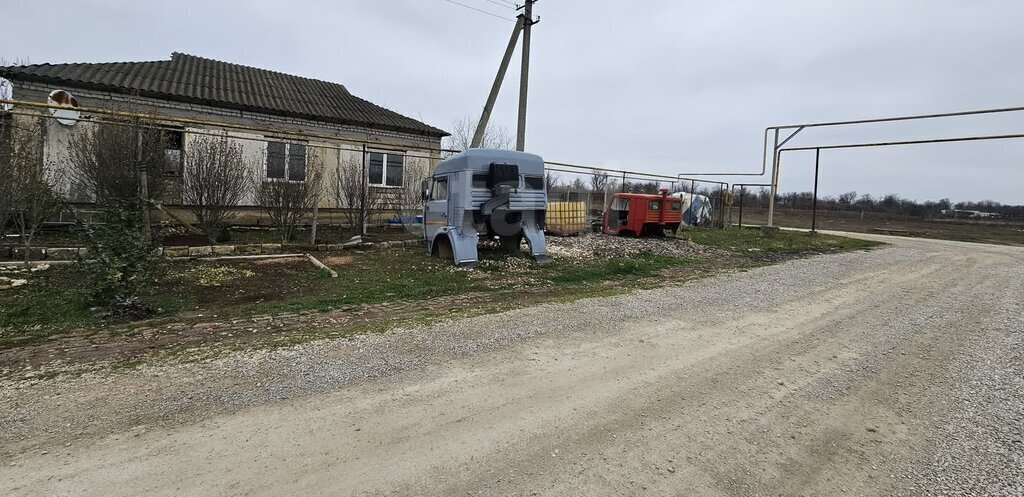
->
[[367, 152, 404, 187], [163, 129, 183, 177], [266, 141, 306, 181]]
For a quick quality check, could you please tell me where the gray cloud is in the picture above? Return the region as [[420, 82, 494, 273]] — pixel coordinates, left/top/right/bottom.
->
[[3, 0, 1023, 202]]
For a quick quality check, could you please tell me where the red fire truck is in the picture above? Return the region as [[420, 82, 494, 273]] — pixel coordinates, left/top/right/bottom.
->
[[602, 189, 683, 236]]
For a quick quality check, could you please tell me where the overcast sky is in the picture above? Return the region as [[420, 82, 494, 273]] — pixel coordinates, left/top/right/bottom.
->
[[4, 0, 1023, 203]]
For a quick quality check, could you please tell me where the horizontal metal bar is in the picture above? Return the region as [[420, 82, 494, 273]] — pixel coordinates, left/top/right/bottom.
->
[[545, 160, 682, 181], [546, 167, 679, 184], [781, 132, 1024, 151], [770, 105, 1024, 131]]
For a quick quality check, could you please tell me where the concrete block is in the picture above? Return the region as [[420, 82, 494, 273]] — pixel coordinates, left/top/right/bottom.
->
[[261, 243, 282, 254], [212, 245, 236, 255], [188, 246, 213, 257], [163, 246, 189, 258]]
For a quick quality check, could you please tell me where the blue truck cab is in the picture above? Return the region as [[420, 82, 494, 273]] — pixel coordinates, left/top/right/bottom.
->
[[421, 149, 549, 268]]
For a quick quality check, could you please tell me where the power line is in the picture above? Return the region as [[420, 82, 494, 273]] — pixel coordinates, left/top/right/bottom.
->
[[438, 0, 516, 21], [474, 0, 517, 10]]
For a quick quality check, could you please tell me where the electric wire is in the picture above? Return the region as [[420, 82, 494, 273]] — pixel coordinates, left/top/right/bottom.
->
[[438, 0, 516, 21]]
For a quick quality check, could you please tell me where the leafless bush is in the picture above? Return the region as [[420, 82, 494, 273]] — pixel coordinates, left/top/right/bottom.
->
[[258, 150, 323, 242], [181, 135, 253, 241], [398, 157, 431, 216], [2, 115, 63, 262], [64, 116, 168, 205], [332, 153, 383, 231], [0, 114, 17, 237]]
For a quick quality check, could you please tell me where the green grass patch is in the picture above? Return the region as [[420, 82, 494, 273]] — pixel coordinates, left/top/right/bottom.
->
[[679, 227, 882, 254], [0, 266, 98, 347]]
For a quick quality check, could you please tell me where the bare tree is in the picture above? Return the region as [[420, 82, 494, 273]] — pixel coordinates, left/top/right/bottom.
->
[[545, 171, 561, 192], [181, 135, 253, 242], [445, 115, 514, 152], [590, 169, 610, 193], [258, 150, 324, 243], [65, 116, 168, 205], [332, 153, 384, 233], [567, 177, 588, 192]]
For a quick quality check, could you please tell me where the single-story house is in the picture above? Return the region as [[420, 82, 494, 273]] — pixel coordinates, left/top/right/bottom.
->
[[0, 52, 448, 224]]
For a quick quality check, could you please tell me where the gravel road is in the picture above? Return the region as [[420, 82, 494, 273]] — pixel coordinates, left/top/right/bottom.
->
[[1, 234, 1021, 496]]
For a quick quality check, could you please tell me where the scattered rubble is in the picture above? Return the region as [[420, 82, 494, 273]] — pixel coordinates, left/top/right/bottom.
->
[[546, 233, 703, 261]]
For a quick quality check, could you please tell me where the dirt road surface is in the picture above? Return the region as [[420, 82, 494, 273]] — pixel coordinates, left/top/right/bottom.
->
[[2, 234, 1022, 496]]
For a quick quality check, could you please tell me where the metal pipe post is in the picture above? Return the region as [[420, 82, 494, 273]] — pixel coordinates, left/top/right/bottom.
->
[[360, 144, 367, 236], [811, 148, 820, 233], [767, 129, 780, 226], [738, 186, 745, 228]]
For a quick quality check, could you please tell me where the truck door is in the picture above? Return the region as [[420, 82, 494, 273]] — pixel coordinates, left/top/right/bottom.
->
[[424, 175, 449, 250]]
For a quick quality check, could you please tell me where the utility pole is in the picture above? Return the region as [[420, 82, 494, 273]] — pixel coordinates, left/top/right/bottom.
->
[[516, 0, 537, 151], [471, 17, 524, 149]]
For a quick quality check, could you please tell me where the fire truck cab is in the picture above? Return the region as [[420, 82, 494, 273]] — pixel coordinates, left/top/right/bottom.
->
[[602, 189, 683, 236]]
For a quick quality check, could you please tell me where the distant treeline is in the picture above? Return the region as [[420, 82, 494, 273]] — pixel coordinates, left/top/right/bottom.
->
[[740, 189, 1024, 219]]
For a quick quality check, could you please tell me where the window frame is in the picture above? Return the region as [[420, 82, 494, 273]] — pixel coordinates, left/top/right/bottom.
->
[[264, 139, 308, 182], [367, 151, 405, 188], [430, 176, 449, 201], [162, 128, 184, 178]]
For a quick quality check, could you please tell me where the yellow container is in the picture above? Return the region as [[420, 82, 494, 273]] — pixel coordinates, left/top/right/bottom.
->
[[546, 201, 587, 235]]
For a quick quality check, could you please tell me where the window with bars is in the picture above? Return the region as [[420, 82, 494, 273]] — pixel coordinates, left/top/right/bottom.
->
[[266, 141, 307, 181], [367, 152, 404, 187]]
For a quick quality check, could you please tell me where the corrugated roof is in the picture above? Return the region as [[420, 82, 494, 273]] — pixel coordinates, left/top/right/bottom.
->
[[0, 52, 447, 137]]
